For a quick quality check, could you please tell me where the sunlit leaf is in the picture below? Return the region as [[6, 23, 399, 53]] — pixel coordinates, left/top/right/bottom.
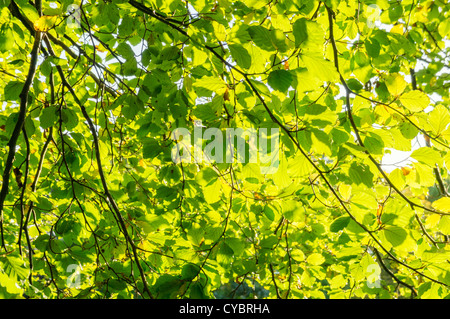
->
[[400, 90, 430, 112], [0, 0, 448, 301], [33, 15, 57, 31]]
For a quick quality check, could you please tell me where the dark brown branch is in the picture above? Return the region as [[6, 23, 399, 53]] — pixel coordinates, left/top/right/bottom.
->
[[354, 92, 450, 151], [373, 248, 417, 298], [8, 1, 118, 98], [19, 128, 34, 285], [129, 0, 189, 36], [311, 1, 322, 19], [42, 35, 153, 299], [17, 127, 30, 255], [422, 23, 442, 51], [325, 5, 449, 216], [8, 0, 35, 36], [320, 4, 450, 288], [53, 34, 120, 97], [284, 223, 292, 299], [126, 0, 450, 290], [410, 68, 449, 197], [0, 29, 42, 250], [269, 263, 282, 299]]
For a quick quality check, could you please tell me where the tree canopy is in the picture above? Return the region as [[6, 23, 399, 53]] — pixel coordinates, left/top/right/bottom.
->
[[1, 0, 450, 299]]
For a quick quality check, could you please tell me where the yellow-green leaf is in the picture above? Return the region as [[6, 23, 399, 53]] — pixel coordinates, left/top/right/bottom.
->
[[385, 74, 407, 96], [399, 90, 430, 112], [34, 15, 57, 31], [301, 53, 339, 82], [194, 76, 227, 94], [306, 253, 325, 266], [438, 216, 450, 234], [410, 147, 442, 167], [432, 197, 450, 213]]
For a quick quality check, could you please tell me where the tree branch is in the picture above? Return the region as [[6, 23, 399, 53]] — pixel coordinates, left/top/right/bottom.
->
[[42, 34, 153, 299], [0, 29, 42, 250], [325, 5, 450, 216], [130, 0, 450, 289], [410, 68, 449, 197], [373, 248, 417, 298]]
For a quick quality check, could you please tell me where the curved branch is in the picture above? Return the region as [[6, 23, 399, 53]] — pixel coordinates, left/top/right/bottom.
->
[[325, 5, 450, 216], [43, 35, 153, 299], [128, 0, 450, 290], [0, 29, 42, 250], [373, 248, 417, 298]]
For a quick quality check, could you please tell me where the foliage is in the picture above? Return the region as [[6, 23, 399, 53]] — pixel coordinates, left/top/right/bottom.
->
[[0, 0, 450, 299]]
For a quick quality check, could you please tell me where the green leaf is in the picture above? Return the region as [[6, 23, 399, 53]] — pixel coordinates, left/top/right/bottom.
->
[[363, 134, 384, 155], [0, 0, 11, 8], [160, 46, 180, 61], [154, 275, 185, 298], [281, 200, 304, 223], [61, 108, 79, 129], [217, 242, 234, 266], [399, 122, 419, 139], [0, 25, 15, 52], [181, 263, 200, 280], [188, 281, 206, 299], [270, 28, 288, 52], [34, 234, 50, 252], [382, 226, 407, 247], [331, 128, 350, 145], [229, 44, 252, 69], [348, 163, 374, 188], [248, 26, 275, 51], [293, 18, 308, 46], [247, 79, 270, 96], [40, 58, 52, 77], [143, 139, 163, 158], [20, 4, 40, 23], [437, 215, 450, 235], [3, 81, 23, 101], [262, 204, 275, 221], [243, 0, 266, 10], [388, 5, 403, 22], [364, 38, 381, 58], [40, 106, 58, 129], [428, 104, 450, 136], [347, 79, 364, 92], [354, 51, 369, 67], [267, 70, 292, 92], [203, 180, 222, 204], [311, 128, 332, 156], [0, 255, 28, 279], [330, 217, 350, 232], [42, 5, 62, 16]]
